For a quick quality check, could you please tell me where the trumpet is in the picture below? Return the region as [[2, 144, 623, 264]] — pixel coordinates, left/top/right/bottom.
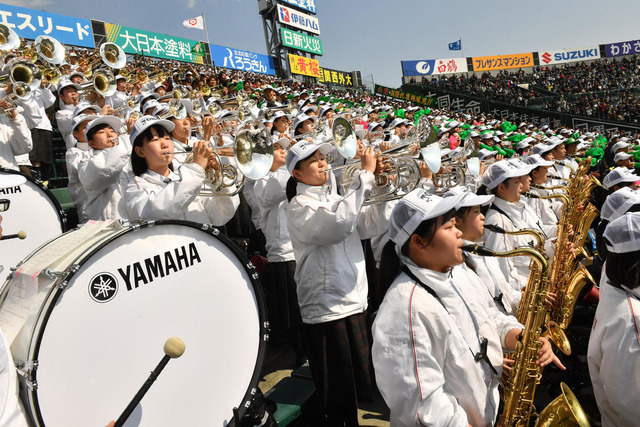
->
[[177, 120, 274, 196], [0, 82, 31, 116], [264, 104, 298, 121], [156, 99, 187, 120]]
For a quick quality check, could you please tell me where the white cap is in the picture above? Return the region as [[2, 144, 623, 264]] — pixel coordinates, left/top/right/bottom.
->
[[285, 140, 332, 174], [611, 141, 631, 152], [478, 148, 494, 161], [84, 115, 123, 141], [603, 212, 640, 253], [368, 121, 383, 131], [481, 160, 531, 190], [57, 79, 81, 93], [180, 99, 194, 117], [388, 118, 408, 129], [525, 154, 554, 168], [274, 136, 290, 150], [516, 140, 531, 151], [318, 105, 334, 118], [73, 101, 101, 117], [142, 99, 160, 114], [603, 167, 640, 189], [614, 152, 633, 164], [443, 185, 494, 207], [532, 143, 553, 156], [268, 110, 293, 123], [601, 187, 640, 222], [292, 114, 316, 133], [129, 116, 175, 146], [388, 189, 464, 247], [71, 113, 95, 131]]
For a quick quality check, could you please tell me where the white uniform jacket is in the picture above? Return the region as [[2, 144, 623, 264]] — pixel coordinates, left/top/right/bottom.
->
[[286, 170, 388, 324], [528, 186, 561, 224], [105, 90, 129, 110], [65, 142, 91, 222], [484, 197, 556, 291], [587, 282, 640, 427], [54, 103, 76, 149], [373, 263, 517, 427], [78, 135, 131, 221], [16, 88, 55, 131], [125, 164, 239, 225], [0, 113, 31, 171], [254, 167, 294, 262], [459, 239, 522, 316]]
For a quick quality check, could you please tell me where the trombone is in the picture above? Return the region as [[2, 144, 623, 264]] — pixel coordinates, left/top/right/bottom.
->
[[264, 104, 298, 121]]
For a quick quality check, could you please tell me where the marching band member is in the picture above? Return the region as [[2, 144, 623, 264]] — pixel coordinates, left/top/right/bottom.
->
[[372, 189, 558, 427], [602, 166, 640, 194], [286, 140, 388, 426], [548, 138, 571, 180], [524, 154, 561, 223], [268, 110, 293, 141], [104, 75, 129, 111], [65, 114, 95, 223], [77, 115, 130, 220], [588, 212, 640, 427], [254, 137, 303, 362], [125, 116, 239, 224], [0, 100, 32, 171], [446, 186, 522, 315], [55, 79, 81, 149], [480, 161, 556, 290], [11, 81, 55, 180]]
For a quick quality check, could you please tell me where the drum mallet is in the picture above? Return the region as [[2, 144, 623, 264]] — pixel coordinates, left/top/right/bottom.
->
[[0, 230, 26, 240], [114, 337, 186, 427]]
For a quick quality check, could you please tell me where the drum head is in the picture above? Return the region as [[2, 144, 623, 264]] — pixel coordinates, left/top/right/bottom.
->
[[0, 169, 65, 284], [29, 222, 266, 426]]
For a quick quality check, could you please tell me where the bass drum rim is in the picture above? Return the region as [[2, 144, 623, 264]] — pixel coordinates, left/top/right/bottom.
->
[[22, 220, 268, 426], [0, 167, 68, 232]]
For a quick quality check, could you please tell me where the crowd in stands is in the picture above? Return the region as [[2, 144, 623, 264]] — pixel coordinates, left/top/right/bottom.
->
[[412, 55, 640, 124]]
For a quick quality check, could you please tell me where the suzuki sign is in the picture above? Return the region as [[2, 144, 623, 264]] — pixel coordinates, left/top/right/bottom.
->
[[539, 46, 600, 65]]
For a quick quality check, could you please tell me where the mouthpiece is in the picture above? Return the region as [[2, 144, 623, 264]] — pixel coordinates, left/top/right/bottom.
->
[[484, 224, 506, 234], [461, 244, 495, 257]]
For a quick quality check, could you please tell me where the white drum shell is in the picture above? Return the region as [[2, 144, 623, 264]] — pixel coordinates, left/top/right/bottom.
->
[[0, 169, 65, 284], [4, 222, 265, 427]]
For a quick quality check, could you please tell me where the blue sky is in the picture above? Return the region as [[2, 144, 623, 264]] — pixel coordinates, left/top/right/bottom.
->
[[7, 0, 640, 87]]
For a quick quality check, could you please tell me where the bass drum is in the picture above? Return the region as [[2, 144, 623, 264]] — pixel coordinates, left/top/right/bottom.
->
[[0, 168, 67, 284], [0, 220, 267, 427]]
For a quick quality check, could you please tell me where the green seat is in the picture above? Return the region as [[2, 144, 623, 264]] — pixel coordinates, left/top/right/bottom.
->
[[49, 187, 74, 211], [264, 376, 316, 426]]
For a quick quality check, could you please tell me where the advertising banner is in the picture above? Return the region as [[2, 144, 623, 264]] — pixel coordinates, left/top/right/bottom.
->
[[402, 58, 468, 76], [0, 3, 93, 47], [374, 85, 436, 107], [318, 67, 353, 86], [210, 44, 275, 75], [288, 53, 320, 77], [281, 28, 323, 56], [605, 39, 640, 58], [280, 0, 317, 14], [277, 4, 320, 35], [538, 46, 600, 65], [104, 23, 204, 64], [472, 53, 534, 71]]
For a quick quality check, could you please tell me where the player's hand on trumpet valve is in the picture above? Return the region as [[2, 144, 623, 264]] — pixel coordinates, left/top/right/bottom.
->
[[192, 140, 212, 171]]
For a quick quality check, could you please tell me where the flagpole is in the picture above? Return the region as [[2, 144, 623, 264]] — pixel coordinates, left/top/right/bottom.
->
[[461, 37, 465, 58], [202, 12, 211, 45]]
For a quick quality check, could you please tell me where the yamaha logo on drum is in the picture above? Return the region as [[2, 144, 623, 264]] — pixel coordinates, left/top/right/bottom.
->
[[88, 273, 119, 303]]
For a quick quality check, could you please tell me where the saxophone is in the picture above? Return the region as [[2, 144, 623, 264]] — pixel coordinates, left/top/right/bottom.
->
[[462, 244, 589, 427]]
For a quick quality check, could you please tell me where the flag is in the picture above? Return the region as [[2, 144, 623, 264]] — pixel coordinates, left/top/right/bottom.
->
[[448, 39, 461, 51], [183, 16, 204, 30], [190, 42, 206, 57]]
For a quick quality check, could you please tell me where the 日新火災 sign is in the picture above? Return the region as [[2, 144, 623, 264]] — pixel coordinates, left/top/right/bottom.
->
[[281, 28, 323, 56]]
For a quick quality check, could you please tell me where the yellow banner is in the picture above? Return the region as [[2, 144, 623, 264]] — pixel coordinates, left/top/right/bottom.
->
[[472, 53, 533, 71], [289, 53, 320, 77]]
